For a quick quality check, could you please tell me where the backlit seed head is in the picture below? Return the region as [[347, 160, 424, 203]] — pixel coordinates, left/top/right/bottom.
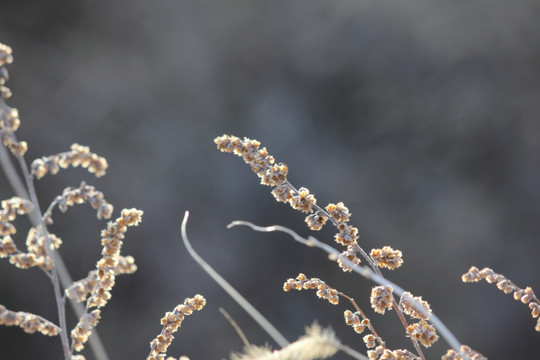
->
[[370, 285, 394, 314]]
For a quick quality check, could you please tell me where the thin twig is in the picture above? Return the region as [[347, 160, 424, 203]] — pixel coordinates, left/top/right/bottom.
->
[[180, 211, 290, 349], [0, 145, 28, 201], [16, 152, 71, 359], [338, 292, 386, 349], [227, 220, 463, 354], [218, 307, 251, 347]]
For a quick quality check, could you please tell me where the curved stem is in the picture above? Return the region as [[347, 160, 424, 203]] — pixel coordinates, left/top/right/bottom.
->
[[338, 292, 386, 349], [181, 211, 290, 349], [227, 220, 463, 354]]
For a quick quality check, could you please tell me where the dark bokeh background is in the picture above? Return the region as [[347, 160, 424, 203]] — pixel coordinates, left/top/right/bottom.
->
[[1, 1, 539, 359]]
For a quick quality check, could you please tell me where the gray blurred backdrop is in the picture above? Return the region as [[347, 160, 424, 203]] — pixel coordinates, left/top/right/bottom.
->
[[1, 1, 539, 359]]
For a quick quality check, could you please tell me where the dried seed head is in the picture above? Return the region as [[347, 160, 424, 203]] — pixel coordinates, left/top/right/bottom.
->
[[305, 211, 328, 231], [0, 236, 17, 257], [147, 295, 206, 360], [44, 182, 114, 224], [370, 285, 394, 314], [363, 334, 377, 348], [326, 202, 351, 223], [9, 253, 40, 269], [284, 274, 340, 305], [370, 246, 403, 270], [334, 224, 358, 246], [0, 44, 13, 67], [0, 77, 27, 155], [441, 345, 487, 360], [399, 292, 432, 320], [271, 183, 293, 203], [337, 245, 361, 272], [406, 320, 439, 348], [71, 309, 101, 351], [1, 197, 33, 236], [290, 187, 316, 213], [0, 305, 60, 336], [31, 143, 108, 179], [367, 346, 384, 360], [344, 310, 360, 326], [462, 266, 540, 332]]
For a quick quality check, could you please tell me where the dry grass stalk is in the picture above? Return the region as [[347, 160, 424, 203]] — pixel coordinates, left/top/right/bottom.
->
[[216, 134, 498, 360], [462, 266, 540, 332], [0, 42, 144, 360], [147, 295, 206, 360]]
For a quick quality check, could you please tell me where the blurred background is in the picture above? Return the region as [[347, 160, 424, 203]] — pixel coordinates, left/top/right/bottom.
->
[[1, 0, 539, 359]]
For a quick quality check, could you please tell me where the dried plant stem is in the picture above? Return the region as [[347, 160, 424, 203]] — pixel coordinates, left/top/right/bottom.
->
[[278, 181, 426, 358], [0, 145, 28, 199], [338, 292, 386, 349], [15, 153, 71, 359], [227, 220, 463, 355], [180, 211, 290, 349], [0, 143, 109, 360], [219, 307, 251, 347]]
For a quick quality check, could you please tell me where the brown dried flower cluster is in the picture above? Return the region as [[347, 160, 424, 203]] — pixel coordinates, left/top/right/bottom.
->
[[1, 197, 63, 271], [1, 198, 63, 270], [399, 292, 432, 321], [0, 304, 60, 336], [0, 234, 16, 257], [147, 295, 206, 360], [406, 320, 439, 348], [462, 266, 540, 332], [44, 181, 114, 224], [214, 135, 405, 275], [389, 291, 438, 349], [71, 310, 101, 351], [0, 45, 27, 156], [283, 273, 340, 305], [31, 143, 108, 179], [0, 43, 13, 99], [71, 208, 143, 353], [441, 345, 487, 360], [9, 226, 62, 271], [65, 255, 137, 303], [370, 246, 403, 270], [343, 309, 372, 334], [370, 285, 394, 315], [68, 209, 141, 352], [367, 347, 419, 360], [0, 196, 33, 236]]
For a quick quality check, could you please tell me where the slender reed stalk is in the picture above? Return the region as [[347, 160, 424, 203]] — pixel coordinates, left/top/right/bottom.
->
[[15, 142, 71, 358]]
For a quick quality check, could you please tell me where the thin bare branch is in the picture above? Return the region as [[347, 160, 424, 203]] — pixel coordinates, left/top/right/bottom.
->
[[219, 307, 251, 348]]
